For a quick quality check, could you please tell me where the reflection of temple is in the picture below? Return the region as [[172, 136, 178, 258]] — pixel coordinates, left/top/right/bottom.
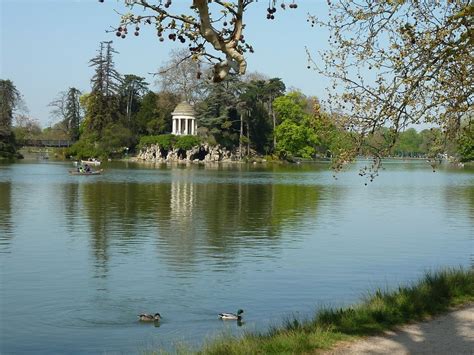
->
[[170, 172, 195, 221], [171, 101, 197, 135], [0, 182, 13, 251]]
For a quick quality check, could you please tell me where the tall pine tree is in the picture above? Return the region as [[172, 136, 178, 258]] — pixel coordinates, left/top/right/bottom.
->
[[85, 41, 122, 135]]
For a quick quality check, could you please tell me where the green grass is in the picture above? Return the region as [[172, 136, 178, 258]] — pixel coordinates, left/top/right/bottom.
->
[[148, 268, 474, 355]]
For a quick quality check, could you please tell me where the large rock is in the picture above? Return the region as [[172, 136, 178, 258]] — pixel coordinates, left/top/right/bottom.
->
[[137, 143, 254, 163]]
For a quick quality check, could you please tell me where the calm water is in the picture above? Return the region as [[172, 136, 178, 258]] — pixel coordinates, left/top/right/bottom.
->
[[0, 160, 472, 354]]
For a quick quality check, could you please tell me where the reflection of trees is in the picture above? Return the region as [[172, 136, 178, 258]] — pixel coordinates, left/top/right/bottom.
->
[[197, 183, 321, 252], [60, 183, 81, 235], [76, 168, 322, 273], [80, 182, 163, 276], [444, 184, 474, 268], [156, 174, 322, 268], [0, 182, 13, 252]]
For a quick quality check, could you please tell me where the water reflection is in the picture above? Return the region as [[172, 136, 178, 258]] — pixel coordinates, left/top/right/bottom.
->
[[70, 171, 323, 274], [0, 182, 13, 252]]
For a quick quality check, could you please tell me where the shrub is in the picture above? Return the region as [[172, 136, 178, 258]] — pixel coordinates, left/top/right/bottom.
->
[[138, 134, 201, 151], [175, 135, 201, 150], [139, 134, 175, 150]]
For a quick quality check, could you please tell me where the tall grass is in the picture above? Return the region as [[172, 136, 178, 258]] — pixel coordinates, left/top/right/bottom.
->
[[197, 268, 473, 355]]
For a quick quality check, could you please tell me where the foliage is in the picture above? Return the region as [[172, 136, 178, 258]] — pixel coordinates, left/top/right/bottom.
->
[[139, 134, 175, 150], [197, 77, 242, 148], [309, 1, 474, 170], [240, 78, 286, 152], [66, 88, 82, 141], [312, 103, 354, 161], [83, 41, 123, 135], [0, 79, 24, 158], [108, 1, 299, 82], [82, 91, 122, 136], [0, 79, 22, 138], [0, 133, 18, 159], [138, 134, 200, 151], [119, 74, 149, 127], [457, 121, 474, 162], [136, 91, 180, 136], [275, 120, 318, 159], [175, 135, 201, 150], [68, 122, 135, 159], [100, 123, 136, 156], [12, 115, 42, 144], [392, 128, 423, 157], [273, 92, 319, 159], [194, 268, 473, 355], [273, 92, 308, 123], [67, 133, 104, 159]]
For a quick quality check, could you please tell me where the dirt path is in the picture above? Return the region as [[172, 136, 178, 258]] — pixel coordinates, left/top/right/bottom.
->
[[325, 303, 474, 354]]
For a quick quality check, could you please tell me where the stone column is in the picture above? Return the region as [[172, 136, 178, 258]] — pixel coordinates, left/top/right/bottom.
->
[[185, 117, 189, 135], [172, 119, 176, 135]]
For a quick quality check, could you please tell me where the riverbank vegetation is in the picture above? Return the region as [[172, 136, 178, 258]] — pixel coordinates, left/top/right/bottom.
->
[[185, 268, 473, 354]]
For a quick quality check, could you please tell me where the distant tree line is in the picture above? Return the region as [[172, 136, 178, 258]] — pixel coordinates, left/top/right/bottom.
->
[[1, 39, 472, 163]]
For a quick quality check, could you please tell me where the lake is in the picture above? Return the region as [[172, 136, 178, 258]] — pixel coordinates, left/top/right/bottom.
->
[[0, 159, 472, 354]]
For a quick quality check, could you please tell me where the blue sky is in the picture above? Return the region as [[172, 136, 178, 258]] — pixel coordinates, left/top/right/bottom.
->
[[1, 0, 331, 127]]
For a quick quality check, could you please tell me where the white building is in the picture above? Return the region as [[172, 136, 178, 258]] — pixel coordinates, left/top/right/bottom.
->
[[171, 101, 197, 136]]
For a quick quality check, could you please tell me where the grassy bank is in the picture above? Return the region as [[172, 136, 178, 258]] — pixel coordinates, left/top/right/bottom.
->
[[167, 268, 473, 354]]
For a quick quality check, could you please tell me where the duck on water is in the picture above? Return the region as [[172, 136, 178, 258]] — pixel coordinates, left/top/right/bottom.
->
[[138, 313, 161, 322], [218, 309, 244, 320]]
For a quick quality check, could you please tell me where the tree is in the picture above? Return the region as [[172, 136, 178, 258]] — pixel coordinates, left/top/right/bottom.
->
[[157, 48, 207, 103], [12, 114, 42, 143], [84, 41, 123, 134], [308, 1, 473, 171], [65, 88, 82, 141], [0, 79, 22, 138], [0, 79, 25, 158], [119, 74, 149, 126], [136, 91, 180, 135], [197, 76, 242, 148], [266, 78, 286, 149], [273, 92, 319, 158], [105, 1, 299, 82], [457, 119, 473, 162], [50, 87, 82, 141], [90, 41, 122, 97]]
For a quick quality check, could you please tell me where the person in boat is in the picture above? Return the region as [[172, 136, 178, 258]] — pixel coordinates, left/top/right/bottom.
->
[[79, 165, 85, 173], [84, 164, 91, 173]]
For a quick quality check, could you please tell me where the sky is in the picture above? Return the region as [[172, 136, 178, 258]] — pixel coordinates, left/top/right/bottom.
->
[[1, 0, 332, 127]]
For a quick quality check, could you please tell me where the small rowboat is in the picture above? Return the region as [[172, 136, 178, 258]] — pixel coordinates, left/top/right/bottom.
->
[[81, 159, 101, 166], [69, 169, 103, 176]]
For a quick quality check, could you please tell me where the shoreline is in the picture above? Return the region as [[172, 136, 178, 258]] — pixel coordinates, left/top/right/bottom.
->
[[161, 268, 473, 354], [325, 302, 473, 354]]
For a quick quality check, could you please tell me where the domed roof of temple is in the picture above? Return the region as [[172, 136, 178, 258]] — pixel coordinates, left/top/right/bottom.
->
[[172, 101, 195, 116]]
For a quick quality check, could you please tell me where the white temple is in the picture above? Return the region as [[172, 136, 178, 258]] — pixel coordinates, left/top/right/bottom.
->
[[171, 101, 197, 136]]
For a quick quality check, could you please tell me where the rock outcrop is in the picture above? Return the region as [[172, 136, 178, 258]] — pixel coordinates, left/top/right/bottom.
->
[[136, 143, 254, 163]]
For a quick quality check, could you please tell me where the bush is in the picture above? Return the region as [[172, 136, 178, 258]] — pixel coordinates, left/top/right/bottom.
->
[[66, 134, 105, 159], [138, 134, 201, 151], [139, 134, 175, 150], [175, 135, 201, 150]]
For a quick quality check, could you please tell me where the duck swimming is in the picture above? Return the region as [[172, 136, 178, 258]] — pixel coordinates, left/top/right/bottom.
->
[[218, 309, 243, 320], [138, 313, 161, 322]]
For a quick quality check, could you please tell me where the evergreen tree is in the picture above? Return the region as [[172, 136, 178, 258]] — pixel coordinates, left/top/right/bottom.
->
[[0, 79, 23, 158], [65, 87, 82, 141], [85, 41, 123, 135], [197, 77, 242, 148], [119, 74, 149, 128]]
